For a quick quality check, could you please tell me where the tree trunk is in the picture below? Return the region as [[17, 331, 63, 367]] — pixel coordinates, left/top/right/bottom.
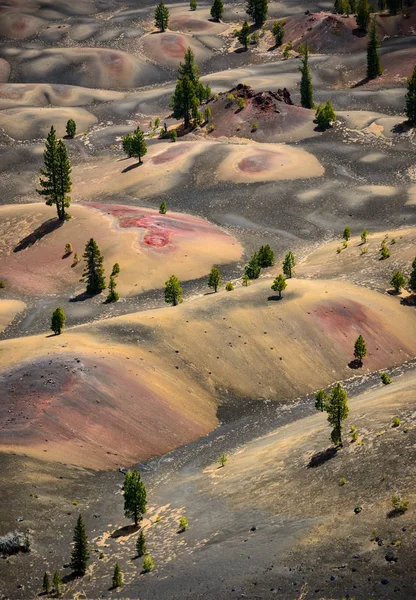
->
[[278, 290, 281, 299]]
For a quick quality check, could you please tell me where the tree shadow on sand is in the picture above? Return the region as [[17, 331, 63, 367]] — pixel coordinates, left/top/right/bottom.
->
[[348, 359, 362, 370], [267, 295, 282, 302], [400, 294, 416, 307], [307, 447, 338, 468], [14, 218, 63, 253], [122, 162, 143, 174], [69, 291, 93, 303], [111, 524, 139, 539]]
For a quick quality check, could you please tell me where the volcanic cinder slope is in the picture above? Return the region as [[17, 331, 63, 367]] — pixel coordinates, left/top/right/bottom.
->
[[0, 0, 415, 598]]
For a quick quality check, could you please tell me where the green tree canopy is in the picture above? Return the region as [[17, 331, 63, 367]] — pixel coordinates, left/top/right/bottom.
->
[[155, 1, 169, 31], [70, 515, 89, 576], [136, 531, 146, 557], [257, 244, 275, 268], [130, 128, 148, 163], [315, 389, 327, 412], [122, 133, 134, 157], [81, 238, 106, 295], [37, 127, 72, 221], [52, 571, 63, 596], [356, 0, 370, 30], [66, 119, 76, 138], [42, 572, 51, 594], [282, 251, 296, 278], [326, 382, 349, 446], [170, 74, 199, 128], [190, 0, 197, 9], [390, 270, 406, 293], [343, 227, 351, 241], [315, 100, 336, 129], [405, 65, 416, 125], [51, 306, 66, 335], [367, 19, 382, 79], [159, 201, 167, 214], [112, 563, 122, 588], [208, 267, 222, 292], [123, 469, 147, 526], [354, 334, 367, 363], [247, 0, 268, 25], [299, 43, 314, 109], [238, 20, 251, 50], [409, 256, 416, 292], [271, 274, 287, 298], [245, 252, 261, 279], [165, 274, 183, 305], [210, 0, 224, 21], [272, 20, 285, 46], [107, 263, 120, 303]]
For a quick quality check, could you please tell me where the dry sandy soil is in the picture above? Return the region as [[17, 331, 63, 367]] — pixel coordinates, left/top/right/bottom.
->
[[0, 0, 415, 598]]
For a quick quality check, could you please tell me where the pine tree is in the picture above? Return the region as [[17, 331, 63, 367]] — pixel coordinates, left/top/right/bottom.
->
[[37, 126, 71, 221], [315, 389, 327, 412], [247, 0, 268, 25], [122, 133, 134, 157], [190, 0, 197, 9], [131, 128, 147, 164], [155, 1, 169, 31], [123, 469, 147, 526], [257, 244, 275, 267], [42, 572, 51, 594], [159, 201, 167, 214], [112, 563, 122, 588], [66, 119, 76, 138], [171, 75, 199, 128], [356, 0, 370, 31], [326, 382, 349, 446], [334, 0, 344, 12], [315, 100, 336, 129], [245, 252, 261, 279], [282, 251, 296, 278], [51, 306, 66, 335], [272, 20, 285, 46], [81, 238, 106, 295], [271, 274, 287, 298], [208, 267, 222, 292], [405, 65, 416, 125], [367, 19, 382, 79], [178, 48, 211, 103], [238, 20, 251, 51], [106, 263, 120, 303], [299, 44, 314, 109], [210, 0, 224, 21], [343, 227, 351, 241], [136, 531, 146, 557], [52, 571, 63, 596], [354, 334, 367, 364], [390, 271, 406, 293], [70, 515, 89, 576], [409, 256, 416, 292], [164, 274, 183, 305]]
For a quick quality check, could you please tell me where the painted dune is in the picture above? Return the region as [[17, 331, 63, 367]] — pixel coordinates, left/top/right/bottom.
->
[[0, 203, 242, 297]]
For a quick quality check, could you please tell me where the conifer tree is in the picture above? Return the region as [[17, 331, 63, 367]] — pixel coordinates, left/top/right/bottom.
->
[[208, 267, 222, 292], [171, 75, 199, 128], [315, 100, 336, 129], [155, 1, 169, 31], [210, 0, 224, 21], [271, 274, 287, 298], [326, 382, 349, 446], [37, 126, 71, 221], [123, 469, 147, 526], [354, 334, 367, 364], [81, 238, 106, 295], [66, 119, 76, 138], [42, 572, 51, 594], [272, 20, 285, 46], [282, 251, 296, 278], [299, 44, 314, 109], [190, 0, 197, 9], [131, 128, 147, 164], [164, 274, 183, 305], [122, 133, 134, 157], [315, 389, 327, 412], [247, 0, 268, 26], [136, 531, 146, 557], [356, 0, 370, 31], [178, 48, 211, 103], [52, 571, 63, 596], [106, 263, 120, 303], [367, 19, 382, 79], [159, 201, 167, 214], [405, 65, 416, 125], [70, 515, 89, 576], [408, 256, 416, 292], [257, 244, 275, 268], [390, 271, 406, 293], [112, 563, 122, 588], [343, 227, 351, 241], [245, 252, 261, 279], [51, 306, 66, 335], [238, 20, 251, 51]]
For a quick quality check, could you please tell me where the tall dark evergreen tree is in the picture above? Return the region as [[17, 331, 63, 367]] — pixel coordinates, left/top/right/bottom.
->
[[70, 515, 89, 576], [106, 263, 120, 303], [408, 256, 416, 292], [210, 0, 224, 21], [367, 19, 382, 79], [356, 0, 370, 31], [130, 128, 148, 163], [37, 126, 71, 221], [246, 0, 268, 25], [245, 252, 261, 279], [257, 245, 275, 267], [155, 1, 169, 31], [136, 531, 146, 557], [208, 267, 222, 292], [81, 238, 106, 295], [326, 383, 349, 446], [178, 48, 211, 103], [51, 306, 66, 335], [238, 20, 251, 51], [299, 44, 314, 109], [123, 469, 147, 526], [405, 65, 416, 125], [171, 75, 199, 128], [282, 251, 296, 278], [354, 334, 367, 364]]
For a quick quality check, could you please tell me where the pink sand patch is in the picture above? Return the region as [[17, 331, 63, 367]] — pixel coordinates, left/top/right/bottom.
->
[[237, 151, 288, 174], [160, 33, 187, 58], [150, 144, 189, 165]]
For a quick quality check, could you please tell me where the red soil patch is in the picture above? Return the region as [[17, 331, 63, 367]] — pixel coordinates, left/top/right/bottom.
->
[[238, 153, 274, 173], [150, 144, 189, 165], [160, 33, 188, 58]]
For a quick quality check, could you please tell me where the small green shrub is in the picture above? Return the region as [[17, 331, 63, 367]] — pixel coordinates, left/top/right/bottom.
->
[[170, 130, 177, 142], [207, 124, 215, 133], [251, 122, 258, 132], [336, 246, 342, 254], [179, 516, 189, 531], [342, 241, 348, 249], [391, 238, 396, 244], [381, 372, 391, 385], [143, 555, 155, 572], [155, 515, 161, 523], [0, 280, 5, 288], [392, 493, 408, 514], [360, 247, 368, 255], [339, 477, 347, 486], [392, 417, 400, 427], [218, 454, 227, 467], [226, 93, 234, 105], [351, 430, 358, 442], [99, 551, 104, 559], [225, 282, 234, 291], [380, 246, 390, 259], [72, 500, 78, 506], [237, 96, 245, 110]]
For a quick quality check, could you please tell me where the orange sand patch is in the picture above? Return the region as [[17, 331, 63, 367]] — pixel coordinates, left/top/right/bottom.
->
[[0, 299, 26, 332], [217, 142, 324, 183]]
